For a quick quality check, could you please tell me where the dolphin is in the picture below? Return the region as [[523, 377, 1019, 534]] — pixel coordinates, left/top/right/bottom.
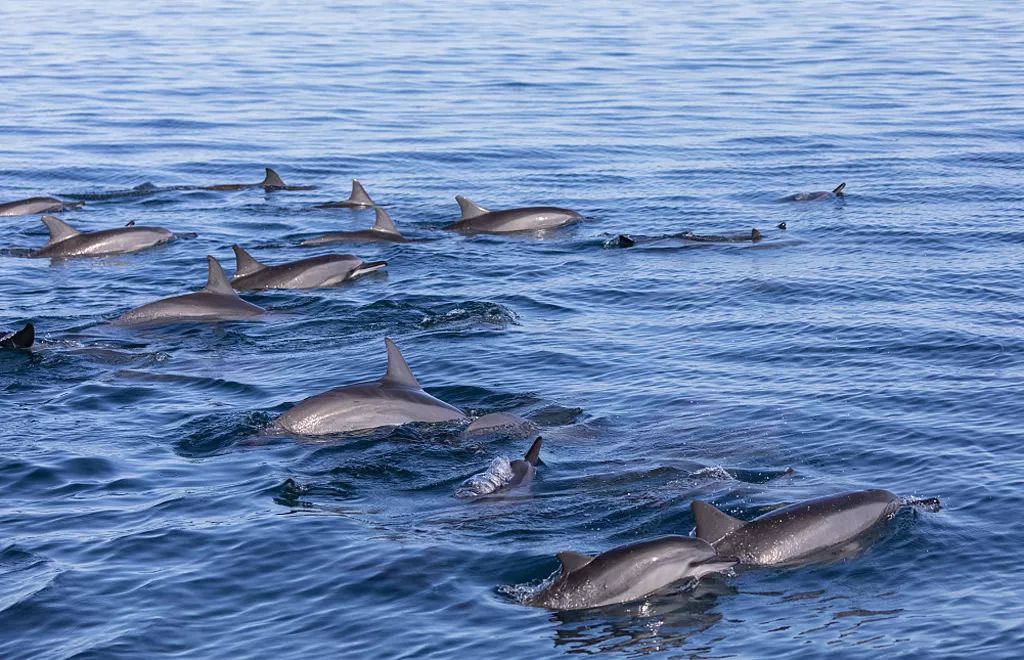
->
[[445, 195, 582, 234], [201, 167, 314, 192], [274, 337, 467, 435], [315, 179, 377, 209], [300, 207, 408, 246], [31, 216, 174, 258], [679, 228, 762, 243], [780, 182, 846, 202], [230, 244, 386, 290], [1, 322, 34, 349], [0, 197, 84, 217], [509, 436, 543, 489], [464, 412, 538, 438], [527, 536, 736, 611], [455, 437, 543, 499], [691, 488, 935, 566], [115, 256, 266, 325]]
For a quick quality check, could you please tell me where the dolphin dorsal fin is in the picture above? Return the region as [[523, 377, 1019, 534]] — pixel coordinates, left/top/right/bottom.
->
[[201, 256, 237, 295], [348, 179, 375, 206], [371, 207, 401, 236], [455, 195, 489, 220], [832, 182, 846, 194], [11, 322, 34, 348], [524, 436, 543, 466], [41, 215, 80, 245], [556, 551, 594, 575], [381, 337, 421, 388], [232, 244, 266, 277], [262, 168, 286, 188], [691, 501, 746, 544]]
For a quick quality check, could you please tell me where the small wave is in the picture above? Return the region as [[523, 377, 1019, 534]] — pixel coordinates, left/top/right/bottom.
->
[[418, 302, 520, 330], [455, 456, 514, 499]]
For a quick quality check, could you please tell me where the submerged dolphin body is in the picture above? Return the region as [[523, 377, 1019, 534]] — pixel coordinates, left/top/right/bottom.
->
[[201, 168, 314, 192], [528, 536, 735, 611], [692, 488, 931, 566], [274, 338, 467, 435], [0, 323, 34, 349], [300, 207, 408, 246], [230, 244, 386, 290], [0, 197, 84, 217], [446, 196, 582, 234], [680, 228, 762, 243], [116, 256, 266, 325], [31, 216, 174, 258], [315, 179, 378, 209], [780, 182, 846, 202]]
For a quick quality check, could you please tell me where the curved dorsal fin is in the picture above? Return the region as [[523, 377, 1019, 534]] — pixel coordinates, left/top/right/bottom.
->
[[455, 195, 489, 220], [556, 551, 594, 575], [371, 207, 401, 236], [231, 244, 266, 277], [262, 168, 286, 188], [41, 215, 80, 245], [8, 322, 34, 348], [381, 337, 420, 388], [751, 228, 762, 241], [201, 256, 237, 295], [524, 436, 543, 466], [691, 500, 746, 544], [348, 179, 375, 206], [832, 182, 846, 194]]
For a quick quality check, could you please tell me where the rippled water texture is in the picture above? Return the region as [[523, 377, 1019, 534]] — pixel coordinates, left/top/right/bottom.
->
[[2, 1, 1023, 657]]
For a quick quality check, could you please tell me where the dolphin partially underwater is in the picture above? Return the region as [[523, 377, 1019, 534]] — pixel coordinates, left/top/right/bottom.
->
[[31, 216, 175, 258], [692, 488, 938, 567], [527, 536, 736, 611], [300, 207, 408, 246], [1, 323, 34, 349], [681, 228, 762, 243], [273, 338, 467, 435], [446, 195, 582, 234], [230, 244, 386, 290], [456, 437, 543, 499], [0, 197, 84, 217], [201, 168, 313, 192], [315, 179, 377, 209], [116, 256, 266, 325], [780, 182, 846, 202]]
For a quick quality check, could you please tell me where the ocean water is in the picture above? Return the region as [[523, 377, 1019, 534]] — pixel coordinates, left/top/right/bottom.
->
[[1, 1, 1022, 657]]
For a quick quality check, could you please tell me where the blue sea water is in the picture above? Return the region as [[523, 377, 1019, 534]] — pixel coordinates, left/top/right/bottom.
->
[[1, 0, 1023, 657]]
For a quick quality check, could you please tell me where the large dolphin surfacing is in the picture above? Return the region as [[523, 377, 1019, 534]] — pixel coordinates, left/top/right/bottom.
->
[[446, 195, 582, 234], [1, 322, 34, 349], [300, 207, 408, 246], [315, 179, 378, 209], [274, 337, 467, 435], [201, 168, 313, 192], [32, 216, 174, 258], [0, 197, 84, 217], [230, 244, 386, 290], [780, 182, 846, 202], [116, 256, 266, 325]]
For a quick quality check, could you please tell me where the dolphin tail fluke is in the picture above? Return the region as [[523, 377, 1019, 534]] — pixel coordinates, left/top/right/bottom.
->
[[10, 322, 34, 348], [381, 337, 421, 388], [524, 436, 543, 466], [455, 195, 489, 220], [371, 207, 401, 236], [556, 551, 594, 575], [348, 179, 375, 206], [691, 500, 746, 544], [832, 182, 846, 194], [262, 168, 286, 189], [202, 256, 238, 295], [349, 260, 388, 278], [231, 244, 266, 277], [41, 215, 80, 245]]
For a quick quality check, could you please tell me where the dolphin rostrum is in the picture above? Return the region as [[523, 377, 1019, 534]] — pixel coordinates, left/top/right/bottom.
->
[[0, 197, 84, 217], [300, 207, 408, 246], [527, 536, 736, 611], [446, 195, 582, 234], [315, 179, 377, 209], [230, 244, 386, 290], [202, 167, 314, 192], [1, 323, 34, 349], [274, 337, 467, 435], [780, 182, 846, 202], [31, 216, 174, 258], [116, 256, 266, 325], [692, 488, 935, 566]]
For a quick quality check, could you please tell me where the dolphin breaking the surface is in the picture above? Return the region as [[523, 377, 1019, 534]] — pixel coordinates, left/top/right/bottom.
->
[[446, 195, 582, 234], [315, 179, 378, 209], [0, 197, 84, 217], [201, 167, 314, 192], [0, 322, 34, 349], [456, 437, 543, 499], [31, 216, 174, 258], [300, 207, 408, 246], [780, 182, 846, 202], [230, 245, 386, 290]]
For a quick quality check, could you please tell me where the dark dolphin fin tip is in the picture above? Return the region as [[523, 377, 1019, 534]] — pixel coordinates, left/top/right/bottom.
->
[[202, 255, 237, 295], [833, 182, 846, 194], [125, 220, 136, 227], [231, 244, 266, 277], [41, 215, 80, 245], [455, 195, 489, 220], [524, 436, 543, 466], [372, 207, 401, 236], [381, 337, 421, 388], [262, 168, 286, 189], [691, 500, 746, 544], [556, 551, 594, 575], [777, 222, 787, 230], [751, 228, 762, 241], [348, 179, 375, 206]]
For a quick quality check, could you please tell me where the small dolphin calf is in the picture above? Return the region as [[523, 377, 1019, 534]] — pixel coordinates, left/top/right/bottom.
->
[[456, 437, 544, 499], [1, 322, 34, 349], [446, 195, 582, 234], [692, 488, 933, 566], [202, 168, 313, 192], [300, 207, 408, 246], [0, 197, 84, 217], [680, 228, 762, 243], [116, 256, 266, 325], [315, 179, 377, 209], [31, 216, 174, 258], [780, 182, 846, 202], [274, 338, 467, 435], [528, 536, 735, 611], [230, 244, 386, 290]]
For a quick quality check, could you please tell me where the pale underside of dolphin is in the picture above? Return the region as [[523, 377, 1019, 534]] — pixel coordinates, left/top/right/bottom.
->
[[446, 195, 582, 234], [230, 244, 387, 290], [780, 182, 846, 202], [201, 167, 314, 191], [274, 337, 467, 435], [0, 197, 84, 217], [115, 256, 266, 325], [300, 207, 408, 246], [315, 179, 377, 209], [1, 322, 34, 349], [32, 215, 174, 258]]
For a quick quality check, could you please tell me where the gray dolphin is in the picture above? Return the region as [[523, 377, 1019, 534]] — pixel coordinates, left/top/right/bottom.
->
[[230, 244, 386, 290], [0, 197, 84, 217], [455, 437, 543, 499], [1, 322, 34, 349], [464, 412, 538, 438], [116, 256, 266, 325], [780, 182, 846, 202], [315, 179, 377, 209], [528, 536, 735, 611], [31, 216, 174, 258], [446, 195, 582, 234], [300, 207, 408, 246], [680, 228, 762, 243], [202, 167, 314, 192], [274, 338, 467, 435], [509, 436, 543, 489], [692, 488, 934, 566]]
